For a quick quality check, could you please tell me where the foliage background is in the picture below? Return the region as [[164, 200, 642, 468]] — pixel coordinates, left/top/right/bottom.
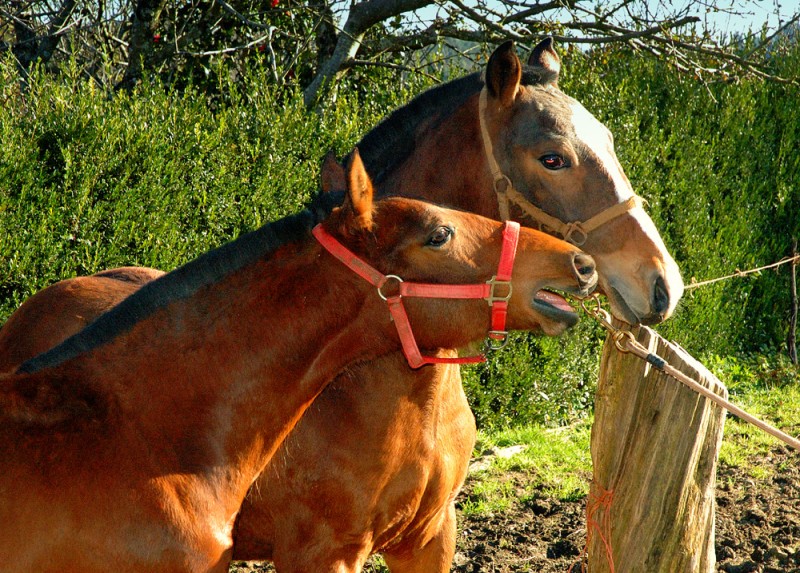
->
[[1, 38, 798, 429]]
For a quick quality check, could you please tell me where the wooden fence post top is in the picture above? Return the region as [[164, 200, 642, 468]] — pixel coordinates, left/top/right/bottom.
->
[[588, 321, 727, 573]]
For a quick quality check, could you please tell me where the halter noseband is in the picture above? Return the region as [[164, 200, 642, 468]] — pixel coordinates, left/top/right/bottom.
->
[[478, 88, 642, 246], [312, 221, 520, 369]]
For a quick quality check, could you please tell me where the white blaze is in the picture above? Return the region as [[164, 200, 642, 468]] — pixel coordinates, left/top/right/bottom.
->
[[567, 100, 684, 318], [568, 100, 672, 254]]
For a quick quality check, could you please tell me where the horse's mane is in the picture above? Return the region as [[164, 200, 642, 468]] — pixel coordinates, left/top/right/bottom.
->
[[19, 191, 345, 374], [356, 66, 549, 189], [356, 73, 482, 188]]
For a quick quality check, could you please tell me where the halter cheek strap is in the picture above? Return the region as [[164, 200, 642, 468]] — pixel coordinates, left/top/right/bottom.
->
[[478, 87, 643, 246], [312, 221, 520, 369]]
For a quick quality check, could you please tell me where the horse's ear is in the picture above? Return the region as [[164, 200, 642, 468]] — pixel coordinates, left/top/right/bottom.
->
[[341, 148, 374, 233], [485, 40, 522, 107], [321, 151, 345, 193], [527, 37, 561, 85]]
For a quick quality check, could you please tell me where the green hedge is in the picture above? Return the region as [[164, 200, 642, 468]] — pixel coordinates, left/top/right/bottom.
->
[[0, 62, 397, 312], [558, 45, 800, 357], [1, 43, 798, 429]]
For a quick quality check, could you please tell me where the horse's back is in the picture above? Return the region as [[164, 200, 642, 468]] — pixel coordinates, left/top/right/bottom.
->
[[0, 268, 163, 373]]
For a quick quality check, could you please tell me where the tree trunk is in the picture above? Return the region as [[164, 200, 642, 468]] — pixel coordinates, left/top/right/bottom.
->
[[587, 321, 727, 573], [120, 0, 167, 90], [302, 0, 433, 107]]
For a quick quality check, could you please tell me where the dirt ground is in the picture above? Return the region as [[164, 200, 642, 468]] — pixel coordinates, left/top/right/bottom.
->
[[232, 443, 800, 573], [449, 444, 800, 573]]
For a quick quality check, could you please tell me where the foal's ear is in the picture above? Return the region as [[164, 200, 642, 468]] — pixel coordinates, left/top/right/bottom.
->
[[321, 151, 346, 193], [485, 40, 522, 107], [527, 37, 561, 85], [342, 148, 374, 233]]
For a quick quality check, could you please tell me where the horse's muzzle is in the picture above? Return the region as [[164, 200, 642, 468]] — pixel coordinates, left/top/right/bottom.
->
[[572, 252, 598, 296]]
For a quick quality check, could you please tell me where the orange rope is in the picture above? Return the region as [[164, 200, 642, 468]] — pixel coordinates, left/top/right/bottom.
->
[[569, 485, 616, 573]]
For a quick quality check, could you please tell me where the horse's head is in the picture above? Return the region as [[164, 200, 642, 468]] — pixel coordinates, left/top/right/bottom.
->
[[481, 39, 683, 325], [323, 150, 597, 356]]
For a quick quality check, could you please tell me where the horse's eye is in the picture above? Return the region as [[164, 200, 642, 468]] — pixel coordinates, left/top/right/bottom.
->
[[426, 226, 453, 247], [540, 153, 568, 170]]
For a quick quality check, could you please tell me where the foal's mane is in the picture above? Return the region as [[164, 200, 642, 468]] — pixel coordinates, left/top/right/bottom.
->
[[19, 192, 344, 374], [356, 66, 547, 189]]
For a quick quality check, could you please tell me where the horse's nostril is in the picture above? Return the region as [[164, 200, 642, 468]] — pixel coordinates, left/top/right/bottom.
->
[[652, 274, 670, 314], [572, 253, 596, 287]]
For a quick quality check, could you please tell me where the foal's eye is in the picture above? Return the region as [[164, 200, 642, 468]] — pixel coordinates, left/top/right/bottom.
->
[[540, 153, 568, 170], [426, 226, 454, 247]]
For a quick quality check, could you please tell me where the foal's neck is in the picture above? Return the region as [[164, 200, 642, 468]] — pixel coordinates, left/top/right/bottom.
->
[[69, 238, 392, 501]]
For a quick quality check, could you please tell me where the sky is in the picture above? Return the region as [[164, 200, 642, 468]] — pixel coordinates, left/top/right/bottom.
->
[[684, 0, 800, 35], [412, 0, 800, 39]]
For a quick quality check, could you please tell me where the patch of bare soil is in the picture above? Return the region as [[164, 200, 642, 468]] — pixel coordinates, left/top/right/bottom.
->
[[232, 445, 800, 572], [451, 445, 800, 573], [451, 477, 586, 573]]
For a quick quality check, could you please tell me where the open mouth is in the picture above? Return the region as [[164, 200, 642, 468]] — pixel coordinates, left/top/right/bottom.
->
[[531, 290, 579, 326]]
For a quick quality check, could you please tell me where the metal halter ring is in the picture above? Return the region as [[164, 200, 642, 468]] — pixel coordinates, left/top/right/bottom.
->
[[612, 330, 636, 353], [377, 275, 404, 301], [493, 174, 513, 196], [485, 331, 510, 351]]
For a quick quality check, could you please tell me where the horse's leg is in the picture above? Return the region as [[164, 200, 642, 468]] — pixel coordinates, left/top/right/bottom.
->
[[381, 503, 457, 573], [271, 543, 372, 573], [272, 557, 368, 573]]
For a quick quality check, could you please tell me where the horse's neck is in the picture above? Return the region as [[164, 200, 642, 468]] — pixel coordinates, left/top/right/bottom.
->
[[51, 243, 390, 501], [375, 94, 500, 218]]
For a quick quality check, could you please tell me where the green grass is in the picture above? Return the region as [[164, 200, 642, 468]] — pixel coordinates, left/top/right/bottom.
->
[[714, 361, 800, 479], [460, 418, 593, 516], [462, 355, 799, 516]]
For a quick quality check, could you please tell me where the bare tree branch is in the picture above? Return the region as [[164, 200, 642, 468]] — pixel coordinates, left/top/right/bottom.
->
[[0, 0, 796, 95], [10, 0, 78, 76], [303, 0, 435, 106]]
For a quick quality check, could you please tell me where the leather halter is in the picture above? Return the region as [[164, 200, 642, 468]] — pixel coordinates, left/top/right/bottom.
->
[[312, 221, 520, 369], [478, 87, 643, 246]]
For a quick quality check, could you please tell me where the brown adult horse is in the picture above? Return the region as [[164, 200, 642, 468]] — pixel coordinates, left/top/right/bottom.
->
[[0, 153, 595, 573], [0, 267, 164, 374], [0, 40, 681, 571], [236, 39, 684, 572]]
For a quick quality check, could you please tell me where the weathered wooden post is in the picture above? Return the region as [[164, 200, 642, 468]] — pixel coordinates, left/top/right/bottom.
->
[[788, 238, 798, 365], [587, 320, 728, 573]]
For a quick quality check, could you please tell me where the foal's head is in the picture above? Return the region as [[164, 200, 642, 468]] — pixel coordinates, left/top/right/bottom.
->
[[323, 150, 597, 346], [480, 40, 683, 325]]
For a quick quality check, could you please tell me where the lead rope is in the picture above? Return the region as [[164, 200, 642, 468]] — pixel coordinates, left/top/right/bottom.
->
[[581, 294, 800, 451]]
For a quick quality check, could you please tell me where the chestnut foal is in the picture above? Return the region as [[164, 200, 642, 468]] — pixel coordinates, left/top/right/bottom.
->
[[0, 153, 595, 572]]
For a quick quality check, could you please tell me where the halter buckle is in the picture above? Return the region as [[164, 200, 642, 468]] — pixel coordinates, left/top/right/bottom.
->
[[485, 276, 512, 306], [562, 222, 588, 246]]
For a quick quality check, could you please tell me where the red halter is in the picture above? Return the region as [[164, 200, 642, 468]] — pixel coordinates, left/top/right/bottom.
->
[[312, 221, 520, 369]]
